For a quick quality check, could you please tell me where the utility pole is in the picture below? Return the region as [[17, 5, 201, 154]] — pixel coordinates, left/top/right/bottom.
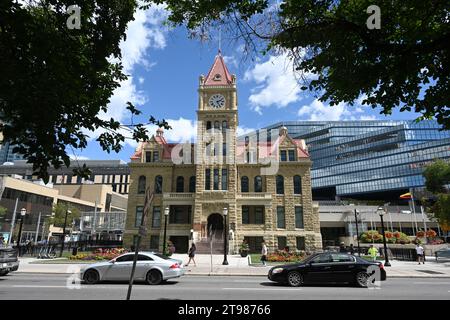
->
[[59, 208, 70, 257]]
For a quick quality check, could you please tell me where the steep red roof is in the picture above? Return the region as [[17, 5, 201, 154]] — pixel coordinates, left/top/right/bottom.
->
[[203, 51, 233, 86]]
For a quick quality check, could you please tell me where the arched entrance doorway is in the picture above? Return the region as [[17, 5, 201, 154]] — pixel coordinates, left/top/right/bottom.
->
[[207, 213, 224, 240]]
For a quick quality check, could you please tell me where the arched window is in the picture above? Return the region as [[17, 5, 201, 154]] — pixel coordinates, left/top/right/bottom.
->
[[154, 175, 163, 194], [222, 120, 228, 132], [241, 176, 249, 193], [176, 176, 184, 192], [206, 121, 212, 130], [137, 176, 146, 194], [276, 175, 284, 194], [189, 176, 196, 193], [294, 175, 302, 194], [254, 176, 263, 192]]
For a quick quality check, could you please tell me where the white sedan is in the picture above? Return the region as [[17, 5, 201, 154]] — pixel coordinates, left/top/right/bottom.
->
[[80, 252, 185, 285]]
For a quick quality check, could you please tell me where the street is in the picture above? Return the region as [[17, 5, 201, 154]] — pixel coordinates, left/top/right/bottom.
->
[[1, 274, 450, 300]]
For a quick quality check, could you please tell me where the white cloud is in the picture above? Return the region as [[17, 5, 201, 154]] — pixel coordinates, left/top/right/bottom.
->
[[145, 118, 198, 144], [297, 99, 378, 121], [244, 53, 311, 114], [120, 6, 168, 73], [237, 126, 256, 137], [298, 99, 348, 121], [87, 5, 169, 143], [69, 155, 89, 161], [223, 55, 238, 69], [359, 115, 377, 120]]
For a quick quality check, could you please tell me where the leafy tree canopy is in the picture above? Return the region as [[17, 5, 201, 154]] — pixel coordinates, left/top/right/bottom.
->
[[0, 0, 169, 183], [423, 159, 450, 227], [48, 202, 80, 228], [148, 0, 450, 129]]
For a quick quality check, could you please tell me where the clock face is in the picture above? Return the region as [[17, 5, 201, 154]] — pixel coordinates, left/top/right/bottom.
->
[[208, 94, 225, 109]]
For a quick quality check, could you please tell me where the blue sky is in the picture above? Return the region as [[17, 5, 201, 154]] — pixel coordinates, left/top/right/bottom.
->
[[72, 5, 422, 163]]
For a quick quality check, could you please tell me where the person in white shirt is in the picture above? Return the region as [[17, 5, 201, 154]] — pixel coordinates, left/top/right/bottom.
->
[[261, 241, 268, 266], [415, 243, 425, 264]]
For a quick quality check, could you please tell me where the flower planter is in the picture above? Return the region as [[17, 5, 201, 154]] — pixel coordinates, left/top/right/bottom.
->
[[240, 251, 248, 258]]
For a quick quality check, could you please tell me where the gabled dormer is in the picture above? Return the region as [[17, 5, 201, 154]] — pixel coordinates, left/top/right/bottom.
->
[[276, 127, 309, 162]]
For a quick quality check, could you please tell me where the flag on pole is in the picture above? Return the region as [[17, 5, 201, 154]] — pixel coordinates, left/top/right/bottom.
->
[[399, 192, 412, 199]]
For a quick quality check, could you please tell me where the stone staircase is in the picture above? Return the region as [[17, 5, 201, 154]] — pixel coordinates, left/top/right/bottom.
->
[[195, 238, 225, 254]]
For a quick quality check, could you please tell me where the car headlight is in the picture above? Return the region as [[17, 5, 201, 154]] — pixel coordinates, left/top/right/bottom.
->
[[272, 267, 284, 274]]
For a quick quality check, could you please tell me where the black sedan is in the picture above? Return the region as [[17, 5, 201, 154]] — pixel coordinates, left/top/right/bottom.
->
[[268, 253, 387, 287]]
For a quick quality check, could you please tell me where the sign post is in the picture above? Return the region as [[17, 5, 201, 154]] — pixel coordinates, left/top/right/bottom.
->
[[126, 187, 153, 300]]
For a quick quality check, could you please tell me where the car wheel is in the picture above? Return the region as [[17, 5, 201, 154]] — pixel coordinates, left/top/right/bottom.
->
[[287, 271, 304, 287], [0, 271, 9, 276], [83, 269, 100, 284], [146, 269, 163, 285], [355, 271, 369, 288]]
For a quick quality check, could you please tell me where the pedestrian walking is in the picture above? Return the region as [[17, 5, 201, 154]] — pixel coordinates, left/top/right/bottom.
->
[[169, 241, 176, 255], [185, 243, 197, 267], [260, 240, 268, 266], [368, 245, 378, 261], [415, 243, 425, 264]]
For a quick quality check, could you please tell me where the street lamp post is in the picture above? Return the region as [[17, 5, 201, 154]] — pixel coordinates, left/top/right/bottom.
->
[[17, 208, 26, 256], [354, 209, 361, 256], [59, 208, 71, 257], [222, 207, 229, 265], [377, 206, 391, 267], [162, 206, 169, 255]]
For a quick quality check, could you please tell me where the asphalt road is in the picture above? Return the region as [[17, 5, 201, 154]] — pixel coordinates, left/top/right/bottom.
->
[[1, 273, 450, 300]]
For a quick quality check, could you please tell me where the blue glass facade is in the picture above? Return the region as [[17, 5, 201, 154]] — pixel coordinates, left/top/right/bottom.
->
[[0, 142, 24, 163], [249, 120, 450, 200]]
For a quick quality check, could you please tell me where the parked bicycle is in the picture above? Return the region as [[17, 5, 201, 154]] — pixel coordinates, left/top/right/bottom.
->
[[37, 245, 57, 259]]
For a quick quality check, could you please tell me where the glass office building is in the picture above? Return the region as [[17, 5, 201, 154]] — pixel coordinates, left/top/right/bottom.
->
[[247, 120, 450, 201]]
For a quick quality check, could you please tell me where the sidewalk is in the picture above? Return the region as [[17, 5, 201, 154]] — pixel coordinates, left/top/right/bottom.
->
[[15, 255, 450, 278]]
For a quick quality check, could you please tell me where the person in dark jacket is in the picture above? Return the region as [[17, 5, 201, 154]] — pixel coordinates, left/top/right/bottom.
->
[[339, 242, 347, 253], [185, 243, 197, 267], [349, 244, 355, 255]]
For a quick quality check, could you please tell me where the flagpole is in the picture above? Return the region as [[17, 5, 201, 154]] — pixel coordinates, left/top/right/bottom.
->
[[410, 188, 419, 235], [420, 205, 427, 243]]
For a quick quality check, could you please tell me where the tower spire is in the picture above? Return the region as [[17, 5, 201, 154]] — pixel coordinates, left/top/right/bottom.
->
[[218, 28, 221, 55]]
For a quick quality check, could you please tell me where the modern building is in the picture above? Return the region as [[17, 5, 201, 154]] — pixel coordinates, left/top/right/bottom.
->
[[0, 160, 130, 194], [123, 52, 322, 254], [0, 175, 127, 243], [246, 121, 450, 202], [318, 202, 441, 247]]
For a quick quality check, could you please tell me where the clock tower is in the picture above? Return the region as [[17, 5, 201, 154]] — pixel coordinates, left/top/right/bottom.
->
[[193, 50, 238, 241]]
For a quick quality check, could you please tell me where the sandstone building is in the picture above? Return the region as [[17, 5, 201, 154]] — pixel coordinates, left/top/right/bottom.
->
[[123, 52, 322, 254]]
